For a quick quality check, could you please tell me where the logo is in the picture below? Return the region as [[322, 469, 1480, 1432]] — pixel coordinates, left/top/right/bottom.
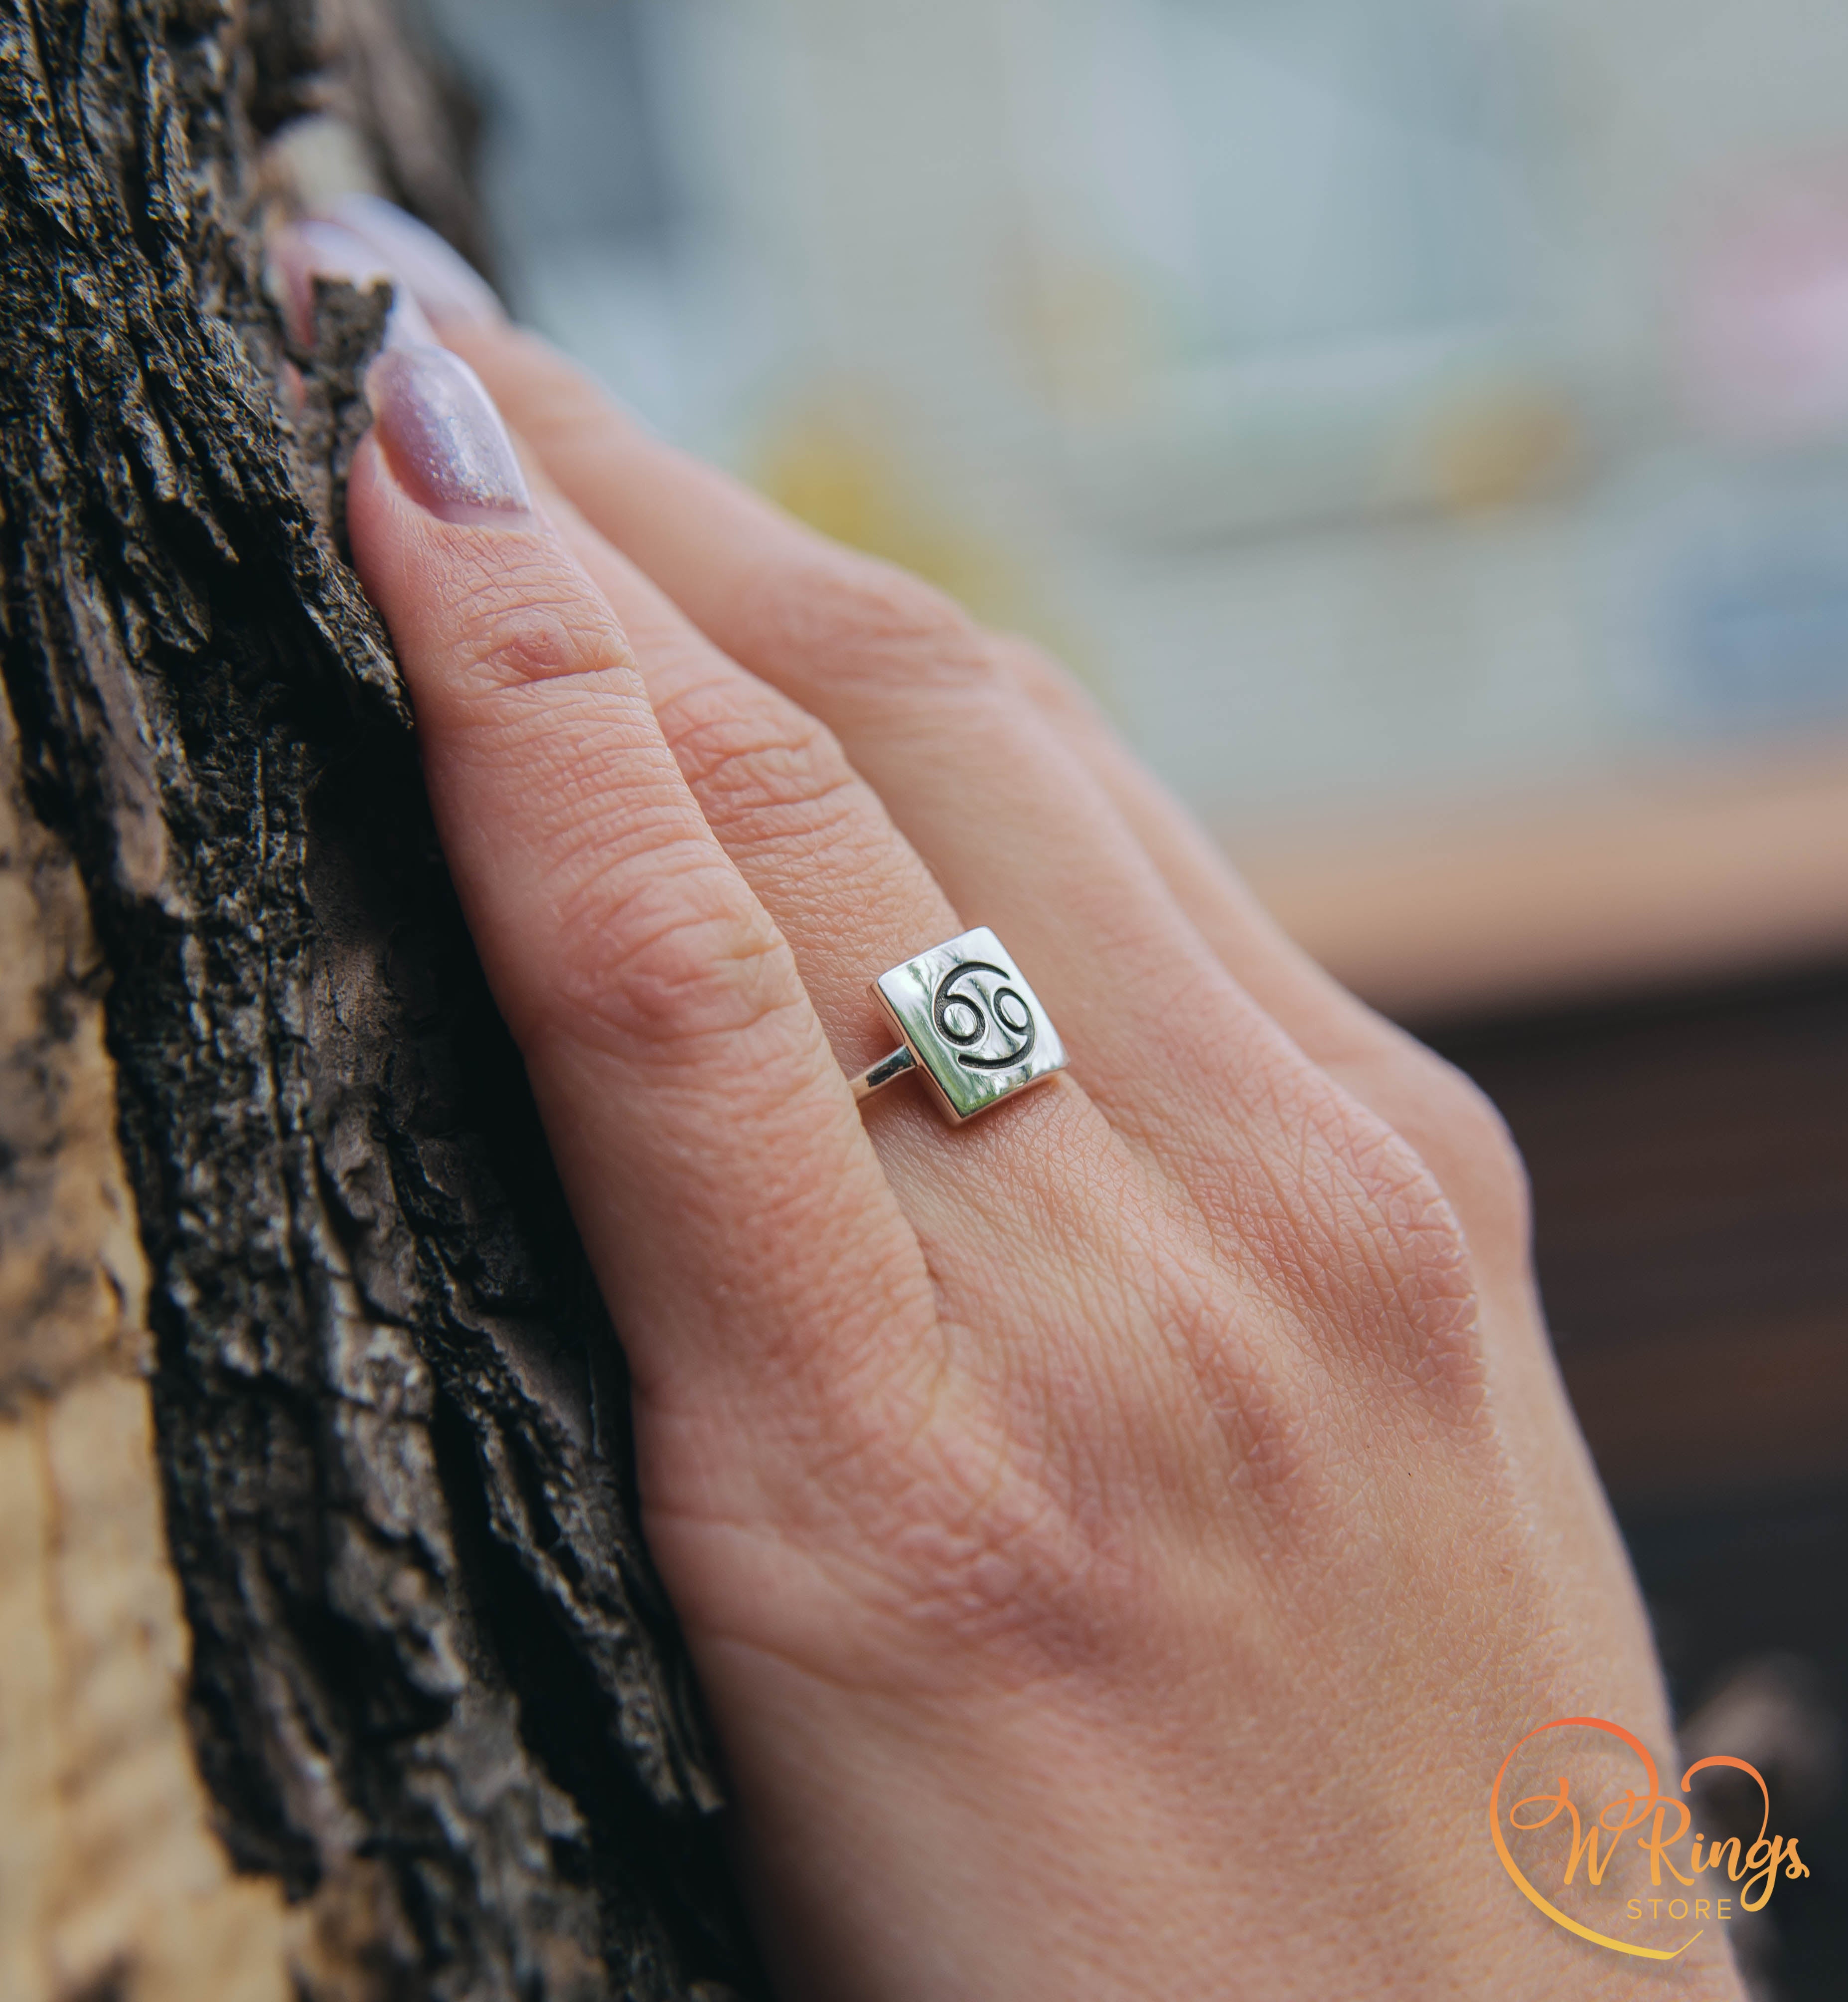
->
[[1490, 1716, 1809, 1959], [931, 960, 1036, 1072]]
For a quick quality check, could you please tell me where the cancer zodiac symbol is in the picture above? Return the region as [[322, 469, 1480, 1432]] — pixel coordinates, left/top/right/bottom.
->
[[931, 960, 1037, 1071]]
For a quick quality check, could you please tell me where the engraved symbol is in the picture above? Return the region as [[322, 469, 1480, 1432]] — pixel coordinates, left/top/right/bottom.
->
[[932, 961, 1036, 1072]]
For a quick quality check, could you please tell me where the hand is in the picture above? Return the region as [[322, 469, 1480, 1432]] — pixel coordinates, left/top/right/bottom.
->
[[287, 204, 1744, 2001]]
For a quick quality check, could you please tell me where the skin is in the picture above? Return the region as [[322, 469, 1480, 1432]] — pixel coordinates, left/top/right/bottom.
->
[[333, 279, 1747, 1999]]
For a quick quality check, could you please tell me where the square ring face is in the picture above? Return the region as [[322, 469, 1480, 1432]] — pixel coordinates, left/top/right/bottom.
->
[[874, 927, 1068, 1123]]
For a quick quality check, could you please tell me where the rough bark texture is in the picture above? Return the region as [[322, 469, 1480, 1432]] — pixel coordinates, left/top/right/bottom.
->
[[0, 640, 297, 2002], [0, 3, 760, 1997]]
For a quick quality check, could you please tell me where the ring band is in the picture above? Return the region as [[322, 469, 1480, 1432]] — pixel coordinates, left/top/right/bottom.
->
[[849, 927, 1068, 1124], [850, 1043, 917, 1102]]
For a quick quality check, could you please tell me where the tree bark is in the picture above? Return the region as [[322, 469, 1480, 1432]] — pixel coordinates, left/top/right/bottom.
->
[[0, 3, 760, 1997]]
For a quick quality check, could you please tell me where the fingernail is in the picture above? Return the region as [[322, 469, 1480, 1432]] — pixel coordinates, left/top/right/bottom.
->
[[320, 194, 506, 330], [366, 345, 532, 523], [268, 218, 437, 351]]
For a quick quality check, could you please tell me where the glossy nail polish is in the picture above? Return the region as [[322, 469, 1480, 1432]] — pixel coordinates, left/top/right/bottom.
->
[[366, 345, 531, 523], [322, 194, 506, 330]]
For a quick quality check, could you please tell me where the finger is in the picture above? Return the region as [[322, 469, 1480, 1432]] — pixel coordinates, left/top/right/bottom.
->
[[312, 209, 1423, 1138], [449, 334, 1560, 1436], [266, 217, 439, 351], [282, 217, 960, 1084], [450, 331, 1524, 1266], [322, 208, 1512, 1227], [439, 332, 1387, 1174], [991, 637, 1531, 1284], [984, 644, 1624, 1581], [312, 227, 1509, 1366], [317, 192, 508, 330], [336, 242, 1514, 1474], [289, 217, 1155, 1368], [981, 643, 1630, 1615], [528, 463, 960, 1083], [341, 343, 925, 1408], [521, 458, 1125, 1245]]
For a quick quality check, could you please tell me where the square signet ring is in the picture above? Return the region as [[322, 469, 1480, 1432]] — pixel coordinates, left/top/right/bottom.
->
[[848, 927, 1068, 1124]]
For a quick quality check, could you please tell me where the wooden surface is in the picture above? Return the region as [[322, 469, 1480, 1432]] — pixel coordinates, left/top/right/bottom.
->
[[1236, 743, 1848, 1024], [0, 703, 291, 2002]]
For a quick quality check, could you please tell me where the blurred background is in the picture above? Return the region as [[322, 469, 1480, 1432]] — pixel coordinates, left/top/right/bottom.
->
[[410, 0, 1846, 1989]]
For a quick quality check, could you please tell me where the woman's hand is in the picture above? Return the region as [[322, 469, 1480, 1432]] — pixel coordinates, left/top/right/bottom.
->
[[282, 205, 1743, 2000]]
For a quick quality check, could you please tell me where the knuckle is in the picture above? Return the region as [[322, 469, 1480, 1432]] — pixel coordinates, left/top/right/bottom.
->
[[1399, 1045, 1533, 1242], [752, 547, 994, 697], [547, 852, 797, 1057], [656, 675, 861, 836], [1241, 1070, 1490, 1423], [1150, 1262, 1324, 1517], [994, 635, 1089, 721], [455, 567, 635, 688], [1322, 1109, 1488, 1415]]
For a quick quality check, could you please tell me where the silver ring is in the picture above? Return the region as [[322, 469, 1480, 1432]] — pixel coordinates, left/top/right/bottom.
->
[[848, 927, 1068, 1124]]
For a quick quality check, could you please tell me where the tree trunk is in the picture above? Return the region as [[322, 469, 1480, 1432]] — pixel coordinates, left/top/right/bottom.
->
[[0, 3, 760, 1997]]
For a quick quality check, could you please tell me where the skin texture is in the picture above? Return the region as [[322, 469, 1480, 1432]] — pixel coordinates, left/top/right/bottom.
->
[[315, 215, 1748, 2000]]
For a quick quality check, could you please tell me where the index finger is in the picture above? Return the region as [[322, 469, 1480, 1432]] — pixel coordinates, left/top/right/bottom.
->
[[344, 345, 928, 1404]]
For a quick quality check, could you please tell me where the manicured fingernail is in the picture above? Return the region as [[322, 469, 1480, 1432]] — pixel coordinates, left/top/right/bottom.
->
[[321, 195, 506, 329], [366, 345, 532, 522], [268, 218, 436, 351]]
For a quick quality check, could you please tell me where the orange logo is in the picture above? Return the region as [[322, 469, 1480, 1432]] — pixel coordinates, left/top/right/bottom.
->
[[1490, 1716, 1809, 1959]]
